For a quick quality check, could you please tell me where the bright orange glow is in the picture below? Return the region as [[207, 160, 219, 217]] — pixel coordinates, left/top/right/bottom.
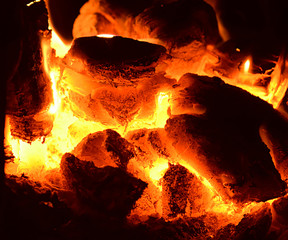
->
[[154, 92, 170, 128], [5, 9, 288, 227], [145, 158, 169, 191], [48, 68, 61, 114], [149, 158, 169, 182], [97, 34, 115, 38], [50, 30, 71, 58], [126, 91, 171, 133], [26, 0, 40, 7], [243, 59, 251, 73]]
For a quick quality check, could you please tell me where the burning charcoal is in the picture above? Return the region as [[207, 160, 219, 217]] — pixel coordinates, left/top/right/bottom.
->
[[166, 73, 286, 202], [134, 0, 221, 48], [6, 0, 53, 142], [73, 0, 221, 48], [147, 130, 170, 158], [72, 129, 135, 169], [127, 128, 170, 160], [232, 204, 272, 240], [60, 153, 147, 219], [260, 113, 288, 181], [272, 195, 288, 227], [64, 36, 166, 87], [162, 164, 193, 218], [62, 36, 174, 125], [214, 204, 272, 240]]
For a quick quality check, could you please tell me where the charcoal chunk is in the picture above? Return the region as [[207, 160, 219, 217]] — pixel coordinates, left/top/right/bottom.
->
[[65, 36, 166, 87], [166, 73, 286, 202], [162, 164, 193, 218], [60, 153, 147, 219], [214, 204, 272, 240], [72, 129, 135, 169], [6, 0, 53, 142]]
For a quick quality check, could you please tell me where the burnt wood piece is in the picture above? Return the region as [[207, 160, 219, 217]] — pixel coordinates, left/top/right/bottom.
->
[[72, 129, 135, 169], [64, 36, 166, 87], [64, 72, 174, 126], [6, 0, 53, 142], [260, 114, 288, 181], [272, 195, 288, 229], [135, 0, 221, 48], [60, 153, 147, 219], [165, 73, 286, 202], [214, 204, 272, 240], [2, 174, 71, 239], [62, 36, 174, 126], [127, 128, 170, 160], [162, 164, 193, 218]]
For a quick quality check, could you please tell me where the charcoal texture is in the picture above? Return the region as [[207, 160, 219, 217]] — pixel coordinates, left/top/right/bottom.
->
[[60, 153, 147, 219], [72, 129, 135, 169], [65, 36, 166, 87], [2, 175, 71, 239], [214, 204, 272, 240], [6, 0, 53, 142], [162, 164, 193, 218], [166, 73, 286, 202]]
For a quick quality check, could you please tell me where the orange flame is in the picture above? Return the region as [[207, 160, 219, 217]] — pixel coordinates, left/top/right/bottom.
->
[[243, 58, 251, 73]]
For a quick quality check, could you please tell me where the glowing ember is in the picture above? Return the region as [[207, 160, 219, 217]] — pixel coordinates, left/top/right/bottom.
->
[[243, 58, 251, 73], [148, 158, 169, 182], [4, 2, 288, 233], [50, 30, 71, 58], [26, 0, 41, 7], [97, 34, 115, 38], [48, 68, 61, 114]]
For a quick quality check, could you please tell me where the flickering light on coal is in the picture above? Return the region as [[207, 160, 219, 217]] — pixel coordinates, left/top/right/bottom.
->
[[50, 30, 71, 58], [243, 58, 251, 73], [26, 0, 41, 7], [97, 34, 115, 38]]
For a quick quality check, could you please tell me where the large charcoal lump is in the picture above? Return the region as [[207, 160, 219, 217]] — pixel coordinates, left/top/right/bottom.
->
[[166, 73, 286, 202]]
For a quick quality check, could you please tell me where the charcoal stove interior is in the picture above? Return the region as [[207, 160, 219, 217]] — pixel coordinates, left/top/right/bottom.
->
[[2, 0, 288, 239]]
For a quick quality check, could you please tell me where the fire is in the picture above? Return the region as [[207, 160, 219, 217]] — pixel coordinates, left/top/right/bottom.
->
[[154, 92, 170, 128], [243, 58, 251, 73], [48, 68, 61, 114], [50, 30, 71, 58], [148, 158, 169, 188], [97, 34, 115, 38], [4, 1, 288, 231]]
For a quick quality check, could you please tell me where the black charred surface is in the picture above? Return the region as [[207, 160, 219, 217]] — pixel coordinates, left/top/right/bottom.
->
[[166, 73, 286, 202], [2, 175, 71, 240], [6, 0, 53, 142], [162, 164, 193, 218], [65, 36, 167, 87], [60, 153, 147, 219], [68, 36, 166, 65], [137, 0, 221, 48], [272, 194, 288, 230], [214, 204, 272, 240]]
